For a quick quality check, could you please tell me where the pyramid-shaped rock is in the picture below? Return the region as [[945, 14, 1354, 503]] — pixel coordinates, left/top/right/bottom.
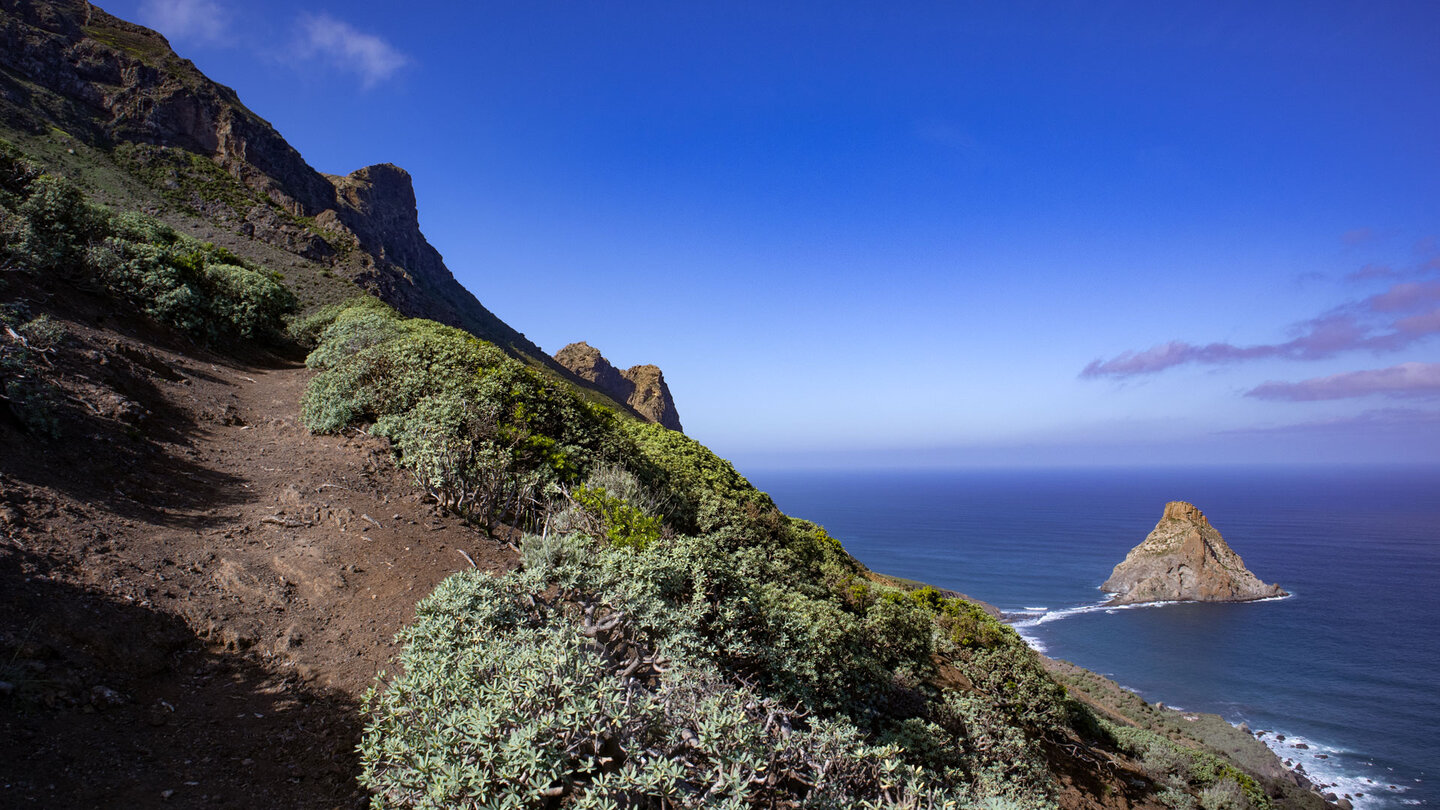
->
[[1103, 502, 1285, 606]]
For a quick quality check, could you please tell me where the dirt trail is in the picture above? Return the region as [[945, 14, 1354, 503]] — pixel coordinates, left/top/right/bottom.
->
[[0, 325, 516, 809]]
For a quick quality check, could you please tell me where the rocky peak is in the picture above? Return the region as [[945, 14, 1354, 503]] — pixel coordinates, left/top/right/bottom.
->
[[0, 1, 601, 381], [554, 342, 683, 432], [1161, 500, 1209, 525], [329, 164, 416, 229], [1102, 501, 1285, 606], [553, 342, 631, 397]]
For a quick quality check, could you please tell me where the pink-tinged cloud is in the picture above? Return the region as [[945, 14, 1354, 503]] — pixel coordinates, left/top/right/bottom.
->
[[1341, 227, 1374, 246], [1245, 362, 1440, 401], [1345, 264, 1397, 282], [1366, 281, 1440, 313], [1081, 276, 1440, 379], [1394, 308, 1440, 337]]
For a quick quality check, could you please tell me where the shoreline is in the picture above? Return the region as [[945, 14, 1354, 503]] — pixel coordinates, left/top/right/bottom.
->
[[1011, 601, 1421, 810]]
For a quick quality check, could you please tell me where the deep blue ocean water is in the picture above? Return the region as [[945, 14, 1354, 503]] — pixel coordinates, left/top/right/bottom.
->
[[747, 466, 1439, 810]]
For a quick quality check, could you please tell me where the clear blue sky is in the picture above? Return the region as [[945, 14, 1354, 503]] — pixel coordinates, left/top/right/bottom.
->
[[105, 0, 1440, 467]]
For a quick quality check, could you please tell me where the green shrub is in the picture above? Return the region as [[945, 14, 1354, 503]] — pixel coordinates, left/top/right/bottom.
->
[[12, 174, 104, 273], [0, 144, 295, 343], [1200, 779, 1249, 810], [359, 568, 960, 810], [373, 391, 542, 530], [1103, 721, 1269, 810], [287, 297, 365, 347], [0, 313, 62, 439], [17, 314, 68, 349], [621, 419, 777, 536], [568, 482, 665, 549], [300, 298, 1092, 810], [303, 301, 628, 529]]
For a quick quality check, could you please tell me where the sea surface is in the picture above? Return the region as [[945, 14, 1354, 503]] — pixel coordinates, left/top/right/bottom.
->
[[747, 465, 1439, 810]]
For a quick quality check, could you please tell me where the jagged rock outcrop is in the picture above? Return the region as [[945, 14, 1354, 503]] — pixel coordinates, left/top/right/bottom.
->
[[1102, 501, 1285, 606], [554, 342, 683, 432], [0, 0, 576, 378]]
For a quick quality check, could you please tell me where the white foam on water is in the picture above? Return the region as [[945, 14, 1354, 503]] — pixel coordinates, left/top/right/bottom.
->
[[1009, 598, 1180, 650], [1252, 729, 1414, 810], [1008, 593, 1294, 652], [1006, 596, 1416, 808]]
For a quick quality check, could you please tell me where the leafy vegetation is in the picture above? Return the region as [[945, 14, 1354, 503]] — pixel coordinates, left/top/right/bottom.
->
[[360, 563, 959, 809], [0, 305, 64, 438], [0, 141, 296, 343], [1103, 721, 1270, 810], [111, 142, 262, 220], [301, 299, 1100, 808]]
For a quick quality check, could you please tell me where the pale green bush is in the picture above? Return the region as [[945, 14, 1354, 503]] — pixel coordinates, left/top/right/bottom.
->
[[359, 568, 962, 809], [1103, 721, 1267, 810]]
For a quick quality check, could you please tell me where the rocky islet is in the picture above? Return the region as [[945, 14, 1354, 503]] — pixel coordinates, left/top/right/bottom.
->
[[1103, 501, 1286, 606]]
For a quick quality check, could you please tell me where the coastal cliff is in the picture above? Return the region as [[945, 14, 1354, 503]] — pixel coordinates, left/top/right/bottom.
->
[[0, 0, 598, 384], [1103, 501, 1286, 606], [554, 341, 683, 431]]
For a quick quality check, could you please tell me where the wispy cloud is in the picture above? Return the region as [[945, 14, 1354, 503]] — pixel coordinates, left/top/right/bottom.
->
[[1341, 227, 1375, 246], [139, 0, 228, 42], [1081, 275, 1440, 379], [1221, 407, 1440, 436], [295, 13, 409, 89], [1245, 362, 1440, 402], [1345, 263, 1399, 282]]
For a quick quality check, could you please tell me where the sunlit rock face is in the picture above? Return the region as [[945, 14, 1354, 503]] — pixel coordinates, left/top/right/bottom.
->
[[1103, 501, 1286, 606]]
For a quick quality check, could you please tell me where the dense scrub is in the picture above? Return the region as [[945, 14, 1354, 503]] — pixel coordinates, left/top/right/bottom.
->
[[302, 299, 1102, 808], [0, 140, 296, 343], [1103, 722, 1270, 810], [0, 140, 295, 436]]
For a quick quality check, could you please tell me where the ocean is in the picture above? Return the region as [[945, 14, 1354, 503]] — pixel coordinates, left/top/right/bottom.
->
[[746, 465, 1439, 810]]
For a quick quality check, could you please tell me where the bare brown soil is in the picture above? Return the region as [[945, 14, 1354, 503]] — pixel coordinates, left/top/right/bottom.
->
[[0, 311, 516, 808]]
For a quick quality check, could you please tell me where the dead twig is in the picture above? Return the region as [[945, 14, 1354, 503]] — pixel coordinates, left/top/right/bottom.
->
[[259, 516, 307, 528], [457, 549, 477, 568]]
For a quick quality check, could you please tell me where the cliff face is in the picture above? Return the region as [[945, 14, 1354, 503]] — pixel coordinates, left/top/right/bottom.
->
[[1102, 501, 1286, 606], [0, 0, 568, 374], [0, 0, 334, 213], [554, 342, 683, 432]]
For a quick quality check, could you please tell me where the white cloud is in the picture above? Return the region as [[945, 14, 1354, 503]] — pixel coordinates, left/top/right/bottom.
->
[[139, 0, 228, 43], [296, 13, 409, 89]]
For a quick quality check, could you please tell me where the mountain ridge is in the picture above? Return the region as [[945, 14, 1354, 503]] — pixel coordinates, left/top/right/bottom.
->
[[0, 0, 660, 422]]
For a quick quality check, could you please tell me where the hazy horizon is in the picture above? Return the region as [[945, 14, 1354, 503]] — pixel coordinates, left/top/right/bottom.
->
[[101, 0, 1440, 466]]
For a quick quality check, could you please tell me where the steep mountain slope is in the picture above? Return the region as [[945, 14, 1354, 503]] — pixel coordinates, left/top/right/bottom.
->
[[0, 0, 653, 421]]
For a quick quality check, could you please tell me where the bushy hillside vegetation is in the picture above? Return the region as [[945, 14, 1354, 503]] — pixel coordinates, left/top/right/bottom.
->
[[300, 299, 1121, 808], [0, 140, 295, 436], [0, 142, 295, 343]]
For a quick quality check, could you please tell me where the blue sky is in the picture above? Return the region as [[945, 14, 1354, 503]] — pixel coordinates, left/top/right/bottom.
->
[[107, 0, 1440, 467]]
